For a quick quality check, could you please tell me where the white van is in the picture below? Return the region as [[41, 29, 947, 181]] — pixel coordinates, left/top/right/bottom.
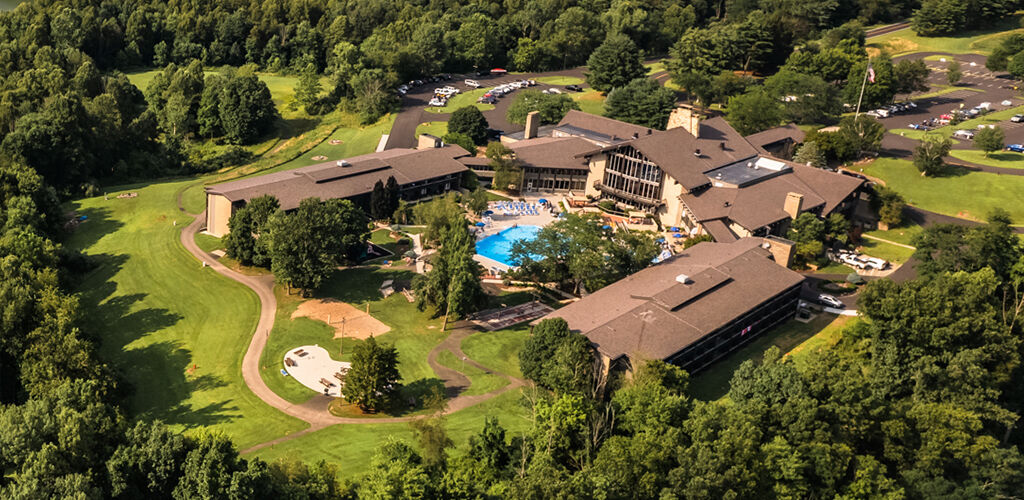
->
[[953, 129, 975, 140], [464, 79, 480, 88]]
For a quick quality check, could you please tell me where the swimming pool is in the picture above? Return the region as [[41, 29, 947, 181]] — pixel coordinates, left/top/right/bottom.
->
[[476, 225, 542, 267]]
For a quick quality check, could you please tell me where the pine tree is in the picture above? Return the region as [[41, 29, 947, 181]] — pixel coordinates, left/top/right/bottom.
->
[[341, 336, 400, 412], [585, 33, 646, 92], [384, 176, 401, 217], [370, 180, 388, 220], [794, 141, 827, 169]]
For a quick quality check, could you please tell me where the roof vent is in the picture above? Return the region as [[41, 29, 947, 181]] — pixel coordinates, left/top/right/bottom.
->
[[647, 129, 652, 135], [337, 160, 351, 167], [746, 162, 753, 168], [632, 132, 639, 139], [694, 149, 702, 157], [719, 142, 726, 150], [675, 274, 691, 284]]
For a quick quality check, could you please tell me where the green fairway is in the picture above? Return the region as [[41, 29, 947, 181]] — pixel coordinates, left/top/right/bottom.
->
[[689, 314, 853, 401], [572, 89, 606, 115], [436, 350, 509, 396], [247, 388, 531, 478], [415, 121, 448, 140], [461, 325, 530, 379], [862, 157, 1024, 223], [67, 179, 307, 450], [535, 76, 584, 85], [425, 88, 495, 114], [254, 113, 396, 175], [867, 15, 1024, 56], [950, 149, 1024, 169]]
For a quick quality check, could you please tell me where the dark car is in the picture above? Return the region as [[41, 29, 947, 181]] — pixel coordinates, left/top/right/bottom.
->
[[475, 69, 491, 77], [565, 84, 583, 92], [477, 96, 497, 104], [485, 128, 503, 140]]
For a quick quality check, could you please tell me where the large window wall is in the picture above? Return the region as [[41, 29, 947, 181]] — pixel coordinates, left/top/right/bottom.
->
[[598, 146, 663, 207]]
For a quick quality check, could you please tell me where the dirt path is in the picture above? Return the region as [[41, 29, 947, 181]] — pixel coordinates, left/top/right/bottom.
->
[[179, 212, 528, 454]]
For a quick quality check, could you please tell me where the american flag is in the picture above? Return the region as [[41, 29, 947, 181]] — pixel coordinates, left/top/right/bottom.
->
[[867, 63, 876, 83], [740, 326, 752, 336]]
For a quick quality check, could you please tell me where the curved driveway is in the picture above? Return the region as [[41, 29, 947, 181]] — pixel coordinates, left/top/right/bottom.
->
[[179, 212, 526, 453]]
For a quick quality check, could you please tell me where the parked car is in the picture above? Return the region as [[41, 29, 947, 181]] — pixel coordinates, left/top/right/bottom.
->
[[565, 84, 583, 92], [908, 123, 930, 130], [464, 79, 480, 88], [862, 257, 889, 270], [1007, 144, 1024, 153], [953, 129, 975, 140], [428, 98, 446, 107], [475, 69, 491, 77], [477, 96, 497, 104], [1012, 114, 1024, 123], [547, 88, 562, 94], [817, 294, 844, 309]]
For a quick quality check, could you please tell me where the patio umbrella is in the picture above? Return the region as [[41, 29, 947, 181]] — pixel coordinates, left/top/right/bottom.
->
[[475, 221, 486, 227], [670, 226, 680, 232], [673, 233, 683, 238], [403, 250, 416, 258], [538, 198, 547, 204]]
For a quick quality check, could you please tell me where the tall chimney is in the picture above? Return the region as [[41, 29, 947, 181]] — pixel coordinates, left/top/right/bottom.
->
[[417, 134, 442, 150], [524, 111, 540, 140], [784, 192, 804, 219], [666, 105, 701, 137]]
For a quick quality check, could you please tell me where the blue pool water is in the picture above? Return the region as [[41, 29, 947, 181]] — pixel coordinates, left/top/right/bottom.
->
[[476, 225, 542, 267]]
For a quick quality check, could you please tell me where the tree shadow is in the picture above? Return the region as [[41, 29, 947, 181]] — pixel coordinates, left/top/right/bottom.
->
[[935, 163, 972, 178], [78, 252, 239, 428], [277, 116, 320, 140], [62, 204, 125, 253], [392, 377, 448, 415], [316, 266, 418, 303]]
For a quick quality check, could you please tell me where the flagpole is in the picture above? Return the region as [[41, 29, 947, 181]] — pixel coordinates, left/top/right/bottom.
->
[[855, 59, 871, 119]]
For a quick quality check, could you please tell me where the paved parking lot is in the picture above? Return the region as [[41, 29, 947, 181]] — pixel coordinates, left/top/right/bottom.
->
[[881, 53, 1024, 150]]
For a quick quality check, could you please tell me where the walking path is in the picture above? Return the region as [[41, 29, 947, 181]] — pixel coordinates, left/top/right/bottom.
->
[[179, 212, 529, 454], [861, 234, 915, 249]]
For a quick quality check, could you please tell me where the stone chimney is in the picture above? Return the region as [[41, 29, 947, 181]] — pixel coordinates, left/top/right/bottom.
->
[[524, 111, 540, 140], [417, 134, 442, 150], [762, 236, 796, 268], [666, 105, 701, 137], [784, 192, 804, 219]]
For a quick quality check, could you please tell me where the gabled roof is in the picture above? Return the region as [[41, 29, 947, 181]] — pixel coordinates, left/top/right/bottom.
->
[[507, 136, 594, 170], [555, 110, 652, 145], [206, 146, 471, 210], [680, 163, 863, 231], [542, 238, 804, 361], [745, 123, 806, 151]]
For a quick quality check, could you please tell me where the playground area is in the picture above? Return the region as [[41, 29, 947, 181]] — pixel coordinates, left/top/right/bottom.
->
[[471, 301, 554, 331], [282, 345, 351, 397], [292, 298, 390, 340]]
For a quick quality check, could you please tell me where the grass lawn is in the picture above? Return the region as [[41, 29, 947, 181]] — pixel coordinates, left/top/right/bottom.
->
[[535, 76, 585, 85], [247, 388, 531, 479], [315, 267, 447, 386], [67, 179, 307, 450], [689, 314, 854, 401], [254, 113, 396, 175], [950, 149, 1024, 169], [862, 157, 1024, 223], [194, 232, 225, 253], [914, 84, 985, 99], [435, 350, 509, 396], [425, 88, 495, 114], [461, 325, 529, 379], [867, 14, 1024, 56], [815, 262, 855, 275], [858, 239, 915, 263], [258, 287, 343, 405], [416, 121, 448, 140], [645, 61, 667, 75], [572, 89, 606, 115], [863, 224, 923, 246]]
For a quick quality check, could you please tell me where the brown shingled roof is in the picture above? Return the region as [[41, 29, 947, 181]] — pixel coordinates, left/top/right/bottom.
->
[[543, 238, 804, 361], [206, 145, 471, 210], [508, 136, 594, 170], [556, 110, 651, 143], [744, 123, 806, 151], [680, 163, 862, 232]]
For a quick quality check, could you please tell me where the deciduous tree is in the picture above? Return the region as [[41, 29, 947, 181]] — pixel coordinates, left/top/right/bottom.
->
[[585, 33, 645, 92], [343, 336, 400, 412], [603, 78, 677, 130]]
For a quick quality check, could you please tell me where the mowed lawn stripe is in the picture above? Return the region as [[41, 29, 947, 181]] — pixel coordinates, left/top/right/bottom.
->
[[68, 179, 306, 450]]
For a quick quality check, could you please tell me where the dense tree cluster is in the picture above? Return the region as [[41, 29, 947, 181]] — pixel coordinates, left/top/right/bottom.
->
[[510, 213, 660, 294], [912, 0, 1019, 36], [413, 214, 488, 326]]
